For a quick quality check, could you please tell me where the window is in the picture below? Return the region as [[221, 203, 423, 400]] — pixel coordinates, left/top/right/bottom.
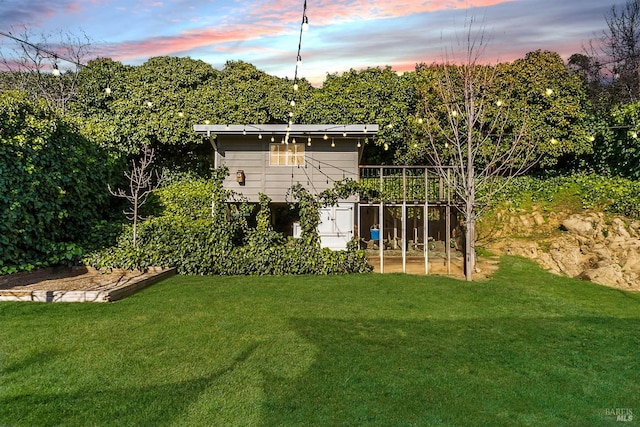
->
[[270, 143, 305, 166]]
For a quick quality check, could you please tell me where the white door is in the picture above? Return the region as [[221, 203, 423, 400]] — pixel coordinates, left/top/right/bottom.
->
[[318, 203, 354, 250]]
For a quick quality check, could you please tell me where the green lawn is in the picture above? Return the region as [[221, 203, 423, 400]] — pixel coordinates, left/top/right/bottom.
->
[[1, 256, 639, 426]]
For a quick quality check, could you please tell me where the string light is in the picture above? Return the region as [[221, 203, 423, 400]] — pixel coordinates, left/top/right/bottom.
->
[[285, 0, 309, 145]]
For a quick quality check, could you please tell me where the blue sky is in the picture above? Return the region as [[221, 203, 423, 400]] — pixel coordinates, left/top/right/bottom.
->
[[0, 0, 624, 85]]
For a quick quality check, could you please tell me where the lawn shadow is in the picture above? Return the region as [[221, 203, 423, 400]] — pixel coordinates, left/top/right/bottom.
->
[[1, 343, 260, 427], [261, 316, 640, 426]]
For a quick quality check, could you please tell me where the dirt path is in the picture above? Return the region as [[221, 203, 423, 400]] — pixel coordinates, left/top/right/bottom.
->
[[367, 255, 499, 280]]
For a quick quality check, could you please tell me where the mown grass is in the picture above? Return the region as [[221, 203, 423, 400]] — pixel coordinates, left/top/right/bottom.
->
[[1, 256, 639, 426]]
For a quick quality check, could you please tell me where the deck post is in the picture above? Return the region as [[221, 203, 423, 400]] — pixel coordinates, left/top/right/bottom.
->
[[379, 166, 384, 273], [424, 167, 429, 275], [402, 168, 407, 273]]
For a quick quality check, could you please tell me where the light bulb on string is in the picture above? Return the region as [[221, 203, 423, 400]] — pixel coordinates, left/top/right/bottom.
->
[[258, 133, 263, 140], [52, 62, 60, 77], [357, 139, 361, 148], [331, 138, 335, 148], [293, 83, 299, 91], [302, 15, 309, 31]]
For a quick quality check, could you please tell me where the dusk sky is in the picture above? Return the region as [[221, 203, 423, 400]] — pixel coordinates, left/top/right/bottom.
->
[[0, 0, 625, 85]]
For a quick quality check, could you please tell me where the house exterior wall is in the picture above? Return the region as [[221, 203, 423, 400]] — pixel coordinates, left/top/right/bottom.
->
[[215, 135, 360, 203]]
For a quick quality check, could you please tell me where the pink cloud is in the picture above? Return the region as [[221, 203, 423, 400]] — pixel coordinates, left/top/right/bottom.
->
[[269, 0, 515, 26], [94, 25, 261, 61]]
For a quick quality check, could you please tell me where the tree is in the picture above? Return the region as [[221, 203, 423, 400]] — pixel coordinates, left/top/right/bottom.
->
[[599, 0, 640, 104], [589, 100, 640, 178], [0, 28, 93, 113], [500, 50, 594, 169], [108, 146, 164, 248], [413, 21, 542, 281], [303, 66, 415, 164]]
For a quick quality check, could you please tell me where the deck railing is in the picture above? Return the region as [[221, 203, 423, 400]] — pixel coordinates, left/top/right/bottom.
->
[[358, 166, 459, 204]]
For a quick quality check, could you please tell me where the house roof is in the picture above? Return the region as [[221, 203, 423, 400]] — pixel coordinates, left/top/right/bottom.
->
[[193, 124, 378, 137]]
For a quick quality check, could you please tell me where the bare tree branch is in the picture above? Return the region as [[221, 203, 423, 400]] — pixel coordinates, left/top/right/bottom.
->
[[418, 18, 542, 280], [108, 146, 164, 248], [0, 27, 93, 113]]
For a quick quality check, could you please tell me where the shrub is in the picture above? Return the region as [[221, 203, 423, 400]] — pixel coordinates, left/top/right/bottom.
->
[[86, 172, 372, 275], [488, 174, 640, 219], [0, 91, 120, 274]]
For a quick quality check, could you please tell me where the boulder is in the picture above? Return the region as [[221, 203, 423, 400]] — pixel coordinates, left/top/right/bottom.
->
[[487, 212, 640, 291]]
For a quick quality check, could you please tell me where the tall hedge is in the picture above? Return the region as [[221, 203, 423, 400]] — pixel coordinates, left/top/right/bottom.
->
[[0, 91, 117, 273]]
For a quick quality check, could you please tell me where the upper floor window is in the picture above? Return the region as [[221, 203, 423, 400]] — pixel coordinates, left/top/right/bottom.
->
[[270, 143, 305, 166]]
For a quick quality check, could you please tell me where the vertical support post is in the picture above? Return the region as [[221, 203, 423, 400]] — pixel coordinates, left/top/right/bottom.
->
[[446, 205, 451, 275], [357, 202, 362, 249], [379, 166, 384, 273], [402, 168, 407, 273], [445, 168, 451, 275], [402, 202, 407, 273], [208, 130, 218, 170], [424, 167, 429, 275]]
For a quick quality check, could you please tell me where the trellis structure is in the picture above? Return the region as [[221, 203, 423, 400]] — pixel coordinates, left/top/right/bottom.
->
[[358, 165, 464, 274]]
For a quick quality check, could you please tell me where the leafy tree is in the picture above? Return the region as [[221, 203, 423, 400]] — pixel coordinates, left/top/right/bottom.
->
[[589, 101, 640, 178], [110, 56, 219, 151], [212, 60, 298, 124], [69, 57, 133, 153], [303, 67, 416, 164], [500, 50, 594, 169]]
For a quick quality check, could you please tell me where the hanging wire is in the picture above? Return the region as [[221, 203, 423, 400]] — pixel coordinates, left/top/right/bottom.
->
[[285, 0, 309, 144], [0, 30, 85, 69]]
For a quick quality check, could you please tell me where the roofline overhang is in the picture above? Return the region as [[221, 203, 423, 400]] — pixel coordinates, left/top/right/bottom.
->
[[193, 124, 378, 137]]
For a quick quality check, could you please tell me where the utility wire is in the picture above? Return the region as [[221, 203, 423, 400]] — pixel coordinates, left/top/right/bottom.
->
[[0, 30, 85, 68]]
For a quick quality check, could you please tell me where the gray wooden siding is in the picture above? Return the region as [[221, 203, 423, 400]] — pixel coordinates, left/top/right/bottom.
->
[[216, 135, 359, 203]]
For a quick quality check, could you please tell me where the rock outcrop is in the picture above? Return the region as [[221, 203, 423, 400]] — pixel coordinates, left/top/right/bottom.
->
[[486, 212, 640, 291]]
